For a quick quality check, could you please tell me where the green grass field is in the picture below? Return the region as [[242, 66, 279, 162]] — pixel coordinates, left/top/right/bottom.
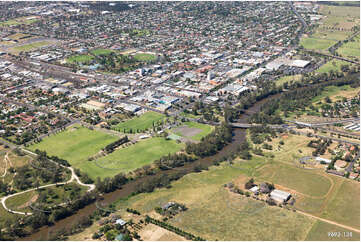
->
[[112, 112, 165, 133], [300, 4, 359, 52], [305, 221, 360, 241], [255, 162, 332, 197], [321, 180, 360, 229], [66, 54, 94, 64], [11, 41, 53, 53], [133, 53, 157, 62], [0, 17, 39, 27], [316, 60, 350, 73], [300, 37, 336, 51], [90, 48, 114, 56], [93, 137, 184, 179], [29, 125, 118, 174], [275, 74, 302, 87], [172, 121, 214, 141], [5, 190, 36, 213], [337, 36, 360, 59]]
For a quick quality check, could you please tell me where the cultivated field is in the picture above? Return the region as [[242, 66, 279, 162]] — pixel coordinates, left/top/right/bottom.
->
[[112, 111, 165, 133], [93, 137, 184, 179]]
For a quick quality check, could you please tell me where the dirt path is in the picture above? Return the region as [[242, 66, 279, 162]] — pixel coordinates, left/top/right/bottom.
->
[[0, 152, 9, 178], [0, 149, 95, 215], [296, 210, 360, 233]]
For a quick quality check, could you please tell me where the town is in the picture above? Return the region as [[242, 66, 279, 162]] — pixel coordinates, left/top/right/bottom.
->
[[0, 1, 359, 241]]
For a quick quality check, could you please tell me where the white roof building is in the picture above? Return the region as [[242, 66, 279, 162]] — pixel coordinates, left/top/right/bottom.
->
[[270, 189, 291, 202]]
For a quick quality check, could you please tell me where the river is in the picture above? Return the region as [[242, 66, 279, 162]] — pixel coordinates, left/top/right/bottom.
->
[[23, 92, 281, 240]]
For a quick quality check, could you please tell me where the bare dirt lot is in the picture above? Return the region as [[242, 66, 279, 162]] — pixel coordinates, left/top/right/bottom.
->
[[174, 126, 202, 137], [138, 223, 186, 241]]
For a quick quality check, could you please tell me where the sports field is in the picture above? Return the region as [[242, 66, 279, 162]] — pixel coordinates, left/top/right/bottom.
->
[[29, 125, 118, 173], [112, 111, 165, 133], [0, 16, 39, 27], [11, 41, 54, 53], [172, 121, 214, 141], [93, 137, 184, 179], [66, 54, 94, 64], [90, 48, 114, 56], [133, 53, 157, 62]]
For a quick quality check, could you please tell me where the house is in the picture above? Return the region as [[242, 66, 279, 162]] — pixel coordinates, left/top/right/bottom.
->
[[270, 189, 291, 203]]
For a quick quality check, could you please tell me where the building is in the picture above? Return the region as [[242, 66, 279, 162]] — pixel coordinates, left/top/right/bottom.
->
[[270, 189, 291, 203], [249, 186, 259, 194], [290, 60, 310, 68], [115, 219, 127, 226]]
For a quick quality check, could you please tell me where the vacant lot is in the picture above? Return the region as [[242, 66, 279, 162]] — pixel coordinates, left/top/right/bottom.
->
[[173, 121, 214, 141], [10, 40, 54, 54], [93, 137, 184, 179], [29, 125, 118, 175], [113, 111, 165, 133]]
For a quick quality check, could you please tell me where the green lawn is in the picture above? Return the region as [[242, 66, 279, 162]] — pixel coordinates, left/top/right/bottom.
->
[[337, 36, 360, 59], [93, 137, 184, 179], [66, 54, 94, 64], [29, 125, 118, 173], [173, 121, 214, 141], [316, 60, 350, 73], [12, 41, 53, 53], [275, 74, 302, 87], [306, 221, 360, 241], [90, 48, 114, 56], [112, 111, 165, 133], [300, 37, 336, 51], [133, 53, 156, 62]]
